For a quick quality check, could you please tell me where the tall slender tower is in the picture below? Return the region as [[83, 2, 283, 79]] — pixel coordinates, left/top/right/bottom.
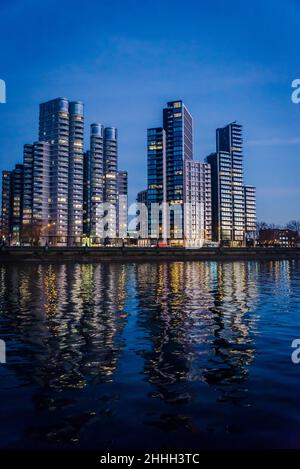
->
[[207, 122, 246, 246], [83, 123, 104, 240], [11, 164, 24, 243], [147, 127, 166, 238], [117, 170, 128, 238], [163, 100, 193, 239], [147, 100, 193, 240], [39, 98, 69, 244], [183, 160, 212, 247], [22, 142, 51, 233], [32, 142, 51, 229], [1, 166, 24, 244], [103, 127, 118, 238], [83, 124, 119, 242], [39, 97, 84, 245], [1, 170, 12, 240], [136, 189, 148, 239], [68, 101, 84, 243], [163, 100, 193, 201], [22, 144, 34, 227], [244, 185, 257, 236]]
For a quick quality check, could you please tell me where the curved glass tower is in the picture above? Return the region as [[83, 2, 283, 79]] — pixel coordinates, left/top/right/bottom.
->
[[103, 127, 118, 238], [39, 97, 84, 245], [83, 124, 104, 239], [68, 101, 84, 243]]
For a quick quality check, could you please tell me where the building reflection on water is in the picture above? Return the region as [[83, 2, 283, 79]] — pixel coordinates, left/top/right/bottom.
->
[[0, 260, 298, 448], [134, 262, 259, 417]]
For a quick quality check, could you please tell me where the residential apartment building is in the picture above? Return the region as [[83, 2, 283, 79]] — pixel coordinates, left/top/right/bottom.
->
[[83, 124, 104, 241], [244, 185, 257, 234], [1, 170, 12, 240], [206, 122, 255, 246], [117, 170, 128, 238], [39, 97, 84, 245], [163, 100, 193, 239], [184, 160, 212, 247], [147, 127, 166, 238], [136, 189, 148, 238], [22, 142, 51, 241], [10, 164, 24, 243], [103, 127, 118, 238]]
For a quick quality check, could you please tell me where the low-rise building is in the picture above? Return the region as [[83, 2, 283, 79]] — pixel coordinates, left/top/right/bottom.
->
[[258, 229, 299, 247]]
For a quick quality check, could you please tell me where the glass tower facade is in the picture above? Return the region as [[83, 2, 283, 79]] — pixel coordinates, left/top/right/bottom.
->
[[147, 100, 193, 240], [117, 170, 128, 238], [1, 170, 12, 239], [184, 160, 212, 246], [136, 189, 148, 238], [103, 127, 118, 238], [1, 99, 127, 246], [22, 144, 34, 227], [22, 142, 51, 243], [83, 124, 119, 241], [244, 185, 257, 234], [39, 98, 70, 244], [11, 164, 24, 243], [39, 97, 84, 245], [207, 122, 247, 245], [147, 127, 166, 238], [32, 142, 51, 228], [68, 101, 84, 242], [83, 124, 104, 239], [163, 100, 193, 239], [163, 100, 193, 203]]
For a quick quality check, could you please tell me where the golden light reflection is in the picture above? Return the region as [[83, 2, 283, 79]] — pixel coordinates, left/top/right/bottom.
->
[[43, 266, 58, 317]]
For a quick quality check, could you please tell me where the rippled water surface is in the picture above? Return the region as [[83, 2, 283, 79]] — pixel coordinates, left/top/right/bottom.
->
[[0, 260, 299, 449]]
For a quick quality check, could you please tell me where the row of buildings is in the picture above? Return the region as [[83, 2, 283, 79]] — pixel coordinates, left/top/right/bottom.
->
[[1, 97, 256, 247], [136, 100, 256, 247], [1, 98, 128, 245]]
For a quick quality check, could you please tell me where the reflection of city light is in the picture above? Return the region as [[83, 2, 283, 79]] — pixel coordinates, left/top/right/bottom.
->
[[43, 266, 58, 316], [0, 260, 268, 419]]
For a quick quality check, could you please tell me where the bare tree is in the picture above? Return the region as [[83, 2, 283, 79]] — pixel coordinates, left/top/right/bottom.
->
[[21, 221, 43, 246], [256, 221, 269, 231], [257, 221, 280, 231], [286, 220, 300, 234]]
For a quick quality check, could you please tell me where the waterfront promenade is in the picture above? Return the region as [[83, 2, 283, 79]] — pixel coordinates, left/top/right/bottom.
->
[[0, 246, 299, 262]]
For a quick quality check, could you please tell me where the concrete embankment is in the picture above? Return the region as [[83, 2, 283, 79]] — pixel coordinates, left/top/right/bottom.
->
[[0, 246, 300, 263]]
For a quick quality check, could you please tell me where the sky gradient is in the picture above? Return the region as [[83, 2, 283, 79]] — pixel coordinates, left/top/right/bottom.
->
[[0, 0, 299, 224]]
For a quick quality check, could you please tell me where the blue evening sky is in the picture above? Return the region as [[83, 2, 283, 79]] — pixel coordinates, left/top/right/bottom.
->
[[0, 0, 299, 224]]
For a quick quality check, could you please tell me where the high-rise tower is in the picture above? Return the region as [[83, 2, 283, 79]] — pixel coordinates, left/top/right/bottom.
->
[[147, 100, 193, 241], [117, 170, 128, 238], [183, 160, 212, 247], [206, 122, 254, 246], [163, 100, 193, 239], [39, 97, 84, 245], [244, 185, 257, 236], [83, 124, 104, 240], [147, 127, 166, 238], [22, 141, 51, 247], [68, 101, 84, 242], [1, 170, 12, 240], [103, 127, 118, 238]]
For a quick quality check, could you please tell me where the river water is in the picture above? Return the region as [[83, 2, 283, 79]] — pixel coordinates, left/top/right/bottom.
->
[[0, 260, 299, 449]]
